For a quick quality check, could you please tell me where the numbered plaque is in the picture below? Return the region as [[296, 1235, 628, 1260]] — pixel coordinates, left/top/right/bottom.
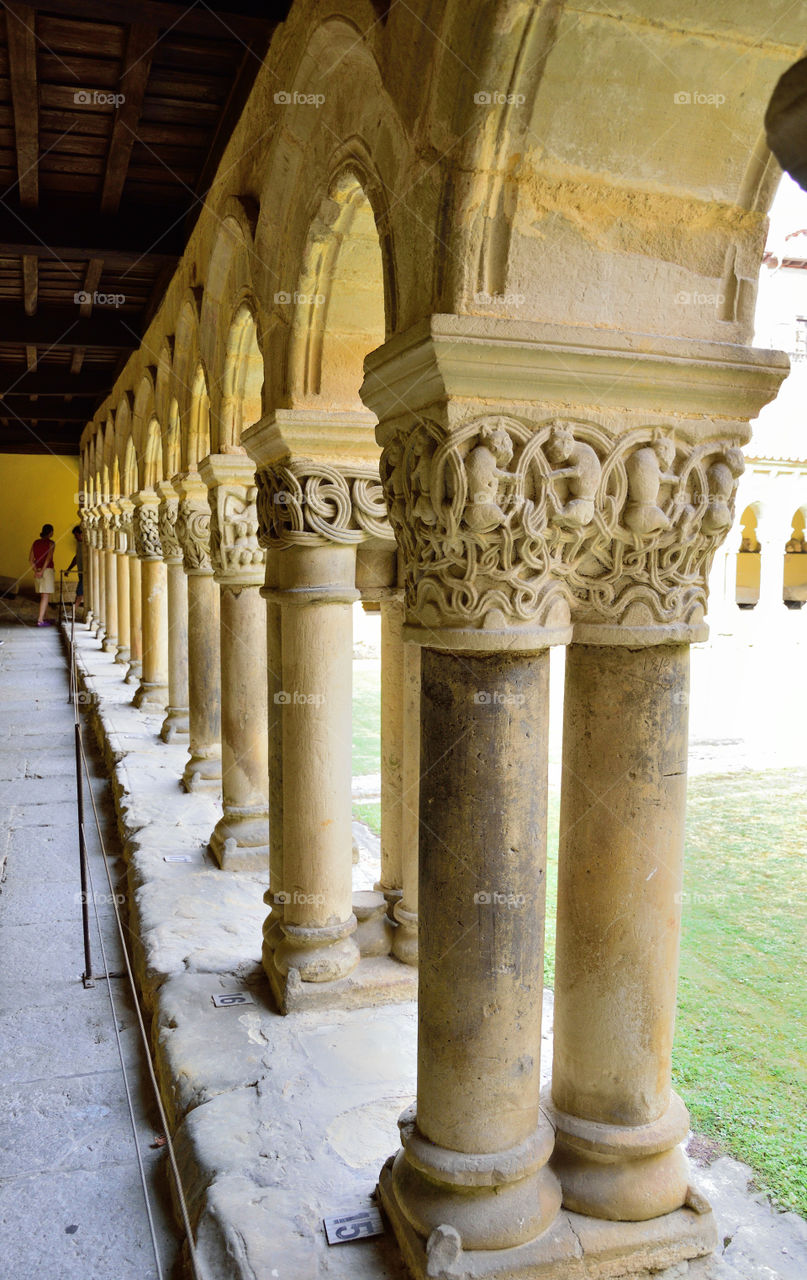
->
[[323, 1207, 384, 1245]]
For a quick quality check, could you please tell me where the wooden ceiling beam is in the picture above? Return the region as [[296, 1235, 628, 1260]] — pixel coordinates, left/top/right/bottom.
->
[[18, 1, 284, 40], [101, 23, 159, 215], [0, 204, 186, 263], [0, 304, 141, 349], [6, 2, 39, 209], [0, 371, 111, 396]]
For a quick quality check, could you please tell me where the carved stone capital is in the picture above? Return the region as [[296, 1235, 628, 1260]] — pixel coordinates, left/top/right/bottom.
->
[[243, 409, 392, 556], [131, 490, 163, 561], [175, 470, 214, 576], [155, 480, 183, 565], [254, 461, 393, 551], [118, 497, 135, 555], [362, 317, 789, 650], [381, 414, 751, 647], [198, 451, 265, 587]]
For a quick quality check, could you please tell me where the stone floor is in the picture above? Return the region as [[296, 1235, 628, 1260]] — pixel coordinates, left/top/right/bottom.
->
[[3, 593, 806, 1279], [0, 596, 180, 1279]]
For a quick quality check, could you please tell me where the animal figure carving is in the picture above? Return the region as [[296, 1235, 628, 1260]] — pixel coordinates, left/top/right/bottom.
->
[[463, 424, 514, 532], [624, 438, 678, 536], [545, 424, 601, 528]]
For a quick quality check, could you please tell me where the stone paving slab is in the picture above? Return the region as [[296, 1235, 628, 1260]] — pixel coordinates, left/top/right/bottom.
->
[[0, 603, 179, 1279], [67, 618, 807, 1280], [0, 1159, 174, 1280]]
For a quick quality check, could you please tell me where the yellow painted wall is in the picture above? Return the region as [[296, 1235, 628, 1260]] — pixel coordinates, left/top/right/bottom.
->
[[0, 454, 80, 595]]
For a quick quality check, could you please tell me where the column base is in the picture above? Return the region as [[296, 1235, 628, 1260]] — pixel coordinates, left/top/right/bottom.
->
[[160, 706, 190, 742], [264, 951, 417, 1014], [378, 1159, 717, 1280], [101, 636, 117, 654], [132, 680, 168, 712], [546, 1093, 691, 1222], [181, 751, 222, 793], [209, 809, 269, 871], [115, 645, 130, 665], [354, 889, 394, 956], [124, 659, 142, 685], [392, 901, 418, 966]]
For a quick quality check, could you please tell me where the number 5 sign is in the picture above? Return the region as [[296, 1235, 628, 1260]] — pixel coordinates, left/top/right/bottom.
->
[[323, 1207, 384, 1244]]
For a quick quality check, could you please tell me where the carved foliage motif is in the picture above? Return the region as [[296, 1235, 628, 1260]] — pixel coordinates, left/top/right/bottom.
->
[[380, 415, 744, 632], [255, 462, 393, 549], [158, 498, 182, 564], [209, 484, 265, 581], [176, 499, 213, 574], [133, 504, 163, 560]]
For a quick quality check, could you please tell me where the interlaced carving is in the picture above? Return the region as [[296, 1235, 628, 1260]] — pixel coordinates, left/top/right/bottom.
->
[[209, 483, 265, 582], [176, 498, 213, 574], [255, 461, 394, 548], [133, 503, 163, 561], [380, 415, 744, 633]]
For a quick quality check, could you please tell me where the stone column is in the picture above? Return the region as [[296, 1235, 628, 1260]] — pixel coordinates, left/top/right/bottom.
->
[[359, 317, 787, 1279], [378, 592, 404, 917], [100, 505, 118, 654], [392, 637, 420, 966], [91, 510, 105, 640], [121, 499, 143, 686], [176, 469, 221, 792], [80, 510, 94, 627], [261, 549, 284, 961], [550, 641, 692, 1221], [245, 411, 399, 1009], [113, 506, 131, 665], [131, 490, 169, 711], [156, 481, 190, 742], [200, 449, 268, 870]]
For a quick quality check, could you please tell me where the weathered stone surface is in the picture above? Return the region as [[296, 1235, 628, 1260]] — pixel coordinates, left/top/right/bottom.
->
[[66, 619, 807, 1280]]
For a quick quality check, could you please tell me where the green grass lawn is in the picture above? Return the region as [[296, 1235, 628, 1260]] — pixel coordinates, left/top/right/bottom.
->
[[351, 671, 806, 1215]]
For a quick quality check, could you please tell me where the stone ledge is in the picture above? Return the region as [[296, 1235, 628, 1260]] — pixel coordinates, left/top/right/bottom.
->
[[378, 1161, 717, 1280], [61, 622, 807, 1280]]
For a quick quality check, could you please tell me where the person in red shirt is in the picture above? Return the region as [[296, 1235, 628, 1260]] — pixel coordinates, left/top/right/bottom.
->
[[29, 524, 55, 626]]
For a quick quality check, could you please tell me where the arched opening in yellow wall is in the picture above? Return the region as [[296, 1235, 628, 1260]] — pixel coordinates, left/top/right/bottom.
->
[[784, 508, 807, 608], [736, 505, 761, 607]]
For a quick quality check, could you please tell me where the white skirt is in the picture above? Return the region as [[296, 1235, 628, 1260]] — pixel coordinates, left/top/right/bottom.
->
[[36, 568, 55, 593]]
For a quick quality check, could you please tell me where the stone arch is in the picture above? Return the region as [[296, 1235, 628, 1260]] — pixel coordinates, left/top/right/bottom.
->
[[132, 372, 157, 482], [254, 17, 410, 408], [172, 291, 204, 459], [143, 417, 164, 488], [286, 167, 385, 410], [219, 300, 264, 447], [164, 398, 181, 479], [122, 436, 139, 495], [154, 339, 174, 441], [113, 393, 133, 496], [200, 198, 265, 444], [102, 417, 116, 502], [185, 364, 211, 468]]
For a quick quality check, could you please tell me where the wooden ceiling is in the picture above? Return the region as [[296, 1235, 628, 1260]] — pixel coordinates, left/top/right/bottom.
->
[[0, 1, 290, 455]]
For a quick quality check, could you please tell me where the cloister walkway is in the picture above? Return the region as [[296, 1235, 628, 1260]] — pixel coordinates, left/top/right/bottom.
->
[[0, 597, 178, 1280]]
